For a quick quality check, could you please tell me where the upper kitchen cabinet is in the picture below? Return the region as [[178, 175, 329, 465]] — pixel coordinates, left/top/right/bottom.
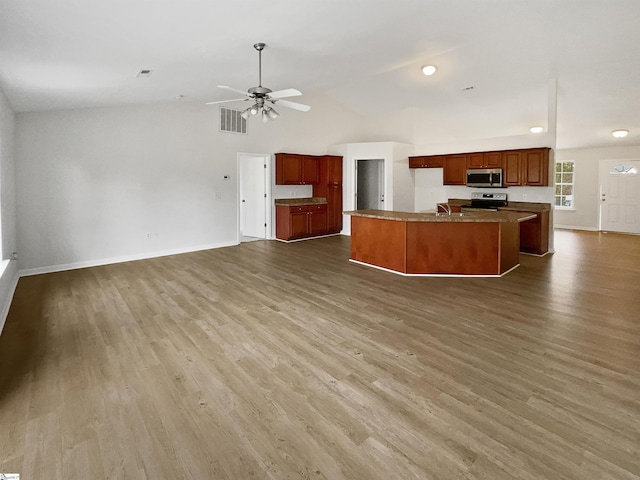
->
[[443, 154, 467, 185], [324, 155, 343, 183], [503, 148, 550, 186], [523, 148, 550, 186], [275, 153, 319, 185], [408, 155, 444, 168], [467, 151, 502, 169]]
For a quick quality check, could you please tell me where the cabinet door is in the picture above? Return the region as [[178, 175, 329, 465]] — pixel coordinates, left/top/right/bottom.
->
[[503, 151, 522, 186], [484, 151, 503, 168], [326, 184, 342, 233], [466, 153, 484, 169], [308, 205, 328, 235], [276, 154, 302, 185], [290, 212, 309, 238], [523, 149, 549, 186], [443, 154, 467, 185], [302, 156, 319, 184], [408, 157, 425, 168], [426, 155, 444, 168], [325, 156, 343, 183]]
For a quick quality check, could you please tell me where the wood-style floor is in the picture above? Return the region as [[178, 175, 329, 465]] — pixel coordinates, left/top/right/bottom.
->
[[1, 230, 639, 479]]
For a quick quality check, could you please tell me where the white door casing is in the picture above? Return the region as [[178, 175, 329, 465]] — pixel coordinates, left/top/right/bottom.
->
[[599, 159, 640, 234]]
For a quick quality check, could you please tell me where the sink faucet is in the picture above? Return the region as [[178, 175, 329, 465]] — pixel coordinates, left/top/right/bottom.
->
[[436, 203, 451, 216]]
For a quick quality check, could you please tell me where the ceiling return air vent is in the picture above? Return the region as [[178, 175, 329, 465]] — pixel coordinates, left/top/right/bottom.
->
[[219, 107, 248, 134]]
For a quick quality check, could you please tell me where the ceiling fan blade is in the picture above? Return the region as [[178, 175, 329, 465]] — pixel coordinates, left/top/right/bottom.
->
[[205, 98, 247, 105], [218, 85, 249, 96], [269, 88, 302, 99], [274, 99, 311, 112]]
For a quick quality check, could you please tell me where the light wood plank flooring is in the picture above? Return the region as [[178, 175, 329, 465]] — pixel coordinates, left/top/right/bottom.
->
[[1, 230, 639, 479]]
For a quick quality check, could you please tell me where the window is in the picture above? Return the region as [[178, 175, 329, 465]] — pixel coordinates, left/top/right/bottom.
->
[[555, 161, 574, 208]]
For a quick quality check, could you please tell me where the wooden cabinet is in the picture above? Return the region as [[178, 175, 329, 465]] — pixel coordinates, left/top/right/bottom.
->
[[276, 153, 343, 238], [313, 155, 343, 234], [443, 154, 467, 185], [467, 151, 502, 169], [503, 148, 550, 186], [523, 148, 549, 186], [325, 184, 343, 233], [276, 204, 327, 240], [503, 151, 523, 186], [325, 155, 343, 183], [408, 155, 444, 168], [410, 148, 550, 187], [275, 153, 319, 185], [498, 207, 550, 255]]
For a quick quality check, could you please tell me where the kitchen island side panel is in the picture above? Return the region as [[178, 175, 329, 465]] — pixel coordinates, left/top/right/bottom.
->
[[499, 222, 520, 273], [350, 216, 407, 273], [405, 222, 500, 275]]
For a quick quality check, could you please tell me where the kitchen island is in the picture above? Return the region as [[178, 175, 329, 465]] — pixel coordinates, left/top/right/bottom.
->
[[344, 209, 536, 276]]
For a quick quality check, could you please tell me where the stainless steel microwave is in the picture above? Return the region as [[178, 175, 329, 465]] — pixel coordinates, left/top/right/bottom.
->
[[466, 168, 503, 188]]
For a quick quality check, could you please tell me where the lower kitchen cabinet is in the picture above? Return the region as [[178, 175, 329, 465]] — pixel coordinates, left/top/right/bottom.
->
[[499, 208, 549, 254], [276, 204, 328, 241]]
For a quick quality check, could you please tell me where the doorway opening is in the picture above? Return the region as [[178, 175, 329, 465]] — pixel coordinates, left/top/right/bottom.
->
[[238, 153, 270, 242], [598, 159, 640, 234], [355, 159, 385, 210]]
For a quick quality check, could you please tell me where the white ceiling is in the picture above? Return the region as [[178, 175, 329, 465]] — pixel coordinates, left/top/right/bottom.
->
[[1, 0, 638, 149]]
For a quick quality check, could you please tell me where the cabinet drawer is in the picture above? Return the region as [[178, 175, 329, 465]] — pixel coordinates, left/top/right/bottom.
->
[[289, 205, 309, 213], [308, 204, 327, 212]]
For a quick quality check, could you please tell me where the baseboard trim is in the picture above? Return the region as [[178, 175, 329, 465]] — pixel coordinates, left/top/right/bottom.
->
[[554, 225, 599, 232], [19, 241, 239, 277], [0, 261, 20, 335], [348, 258, 517, 278]]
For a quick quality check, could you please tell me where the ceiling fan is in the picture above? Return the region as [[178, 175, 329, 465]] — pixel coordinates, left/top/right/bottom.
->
[[206, 43, 311, 122]]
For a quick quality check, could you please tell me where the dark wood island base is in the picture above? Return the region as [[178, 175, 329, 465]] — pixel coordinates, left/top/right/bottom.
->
[[347, 210, 536, 277]]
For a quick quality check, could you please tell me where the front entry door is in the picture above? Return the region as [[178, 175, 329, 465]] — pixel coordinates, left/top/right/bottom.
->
[[599, 159, 640, 234]]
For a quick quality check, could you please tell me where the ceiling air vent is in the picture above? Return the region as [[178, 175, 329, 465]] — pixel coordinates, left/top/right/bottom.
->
[[219, 107, 248, 135], [136, 69, 153, 77]]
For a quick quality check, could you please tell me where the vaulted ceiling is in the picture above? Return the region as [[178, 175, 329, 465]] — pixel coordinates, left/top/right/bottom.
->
[[1, 0, 638, 149]]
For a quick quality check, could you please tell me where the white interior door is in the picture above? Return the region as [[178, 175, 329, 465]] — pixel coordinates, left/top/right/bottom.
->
[[599, 159, 640, 234], [356, 159, 385, 210], [239, 154, 267, 239]]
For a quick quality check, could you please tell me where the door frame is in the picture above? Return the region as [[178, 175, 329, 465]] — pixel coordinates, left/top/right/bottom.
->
[[355, 158, 385, 210], [237, 153, 273, 242]]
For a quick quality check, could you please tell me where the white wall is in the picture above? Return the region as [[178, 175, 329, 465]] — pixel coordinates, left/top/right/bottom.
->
[[0, 87, 19, 332], [554, 146, 640, 230], [332, 142, 413, 235], [15, 93, 363, 272]]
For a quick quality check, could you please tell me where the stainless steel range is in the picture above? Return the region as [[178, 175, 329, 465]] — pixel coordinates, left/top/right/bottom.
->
[[461, 192, 508, 212]]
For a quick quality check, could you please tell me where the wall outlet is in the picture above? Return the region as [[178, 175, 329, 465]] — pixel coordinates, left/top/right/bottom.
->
[[145, 232, 151, 239], [10, 251, 17, 260], [522, 194, 527, 200]]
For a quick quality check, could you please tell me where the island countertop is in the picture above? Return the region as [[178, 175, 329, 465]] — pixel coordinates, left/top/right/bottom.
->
[[344, 209, 536, 223]]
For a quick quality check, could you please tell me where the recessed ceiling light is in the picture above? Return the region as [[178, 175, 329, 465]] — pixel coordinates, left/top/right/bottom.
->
[[530, 126, 544, 134], [176, 94, 184, 100], [612, 129, 629, 138], [421, 65, 437, 76]]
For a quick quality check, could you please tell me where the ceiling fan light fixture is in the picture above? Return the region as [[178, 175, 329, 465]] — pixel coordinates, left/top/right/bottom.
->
[[266, 107, 279, 119], [530, 126, 544, 134], [421, 65, 437, 76], [250, 104, 259, 115], [612, 129, 629, 138], [240, 107, 252, 120], [262, 109, 270, 123]]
